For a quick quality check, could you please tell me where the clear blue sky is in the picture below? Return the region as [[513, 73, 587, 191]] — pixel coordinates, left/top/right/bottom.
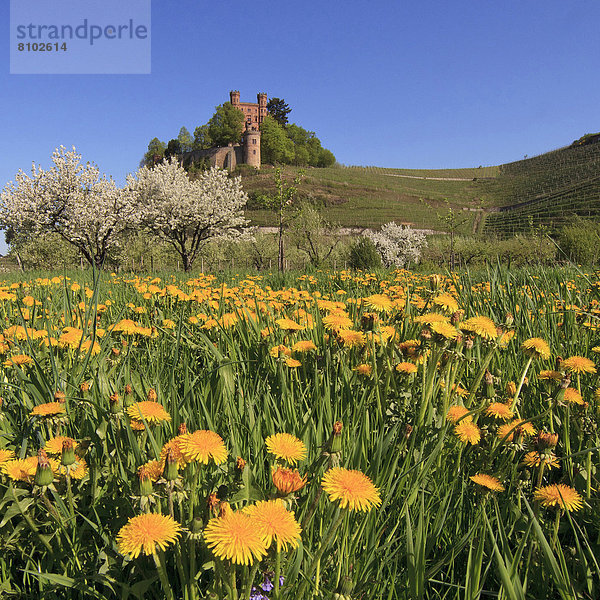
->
[[1, 0, 599, 252]]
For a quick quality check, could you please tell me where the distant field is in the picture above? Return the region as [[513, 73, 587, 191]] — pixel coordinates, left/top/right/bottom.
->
[[242, 165, 494, 232]]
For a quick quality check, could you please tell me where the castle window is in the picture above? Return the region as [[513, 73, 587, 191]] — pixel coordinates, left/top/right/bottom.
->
[[252, 138, 257, 144], [253, 150, 256, 155]]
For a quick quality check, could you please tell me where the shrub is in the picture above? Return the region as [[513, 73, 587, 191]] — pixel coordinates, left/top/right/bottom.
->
[[348, 236, 382, 270], [558, 219, 600, 265], [366, 222, 427, 268]]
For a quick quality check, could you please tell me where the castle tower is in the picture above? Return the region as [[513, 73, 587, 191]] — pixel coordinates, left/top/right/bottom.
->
[[230, 90, 240, 106], [243, 124, 261, 169], [257, 92, 268, 123]]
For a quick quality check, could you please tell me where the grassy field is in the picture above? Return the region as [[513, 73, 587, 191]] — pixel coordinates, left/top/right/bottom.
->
[[242, 165, 493, 232], [0, 266, 599, 599]]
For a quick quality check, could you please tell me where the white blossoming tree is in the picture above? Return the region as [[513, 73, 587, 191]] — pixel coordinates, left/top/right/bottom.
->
[[131, 160, 250, 271], [0, 146, 136, 269], [366, 222, 427, 268]]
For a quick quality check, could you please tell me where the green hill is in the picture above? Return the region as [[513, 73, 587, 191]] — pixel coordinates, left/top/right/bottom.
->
[[241, 135, 600, 235]]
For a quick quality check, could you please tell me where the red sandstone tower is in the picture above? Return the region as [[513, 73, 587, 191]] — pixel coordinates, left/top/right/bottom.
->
[[229, 90, 265, 168]]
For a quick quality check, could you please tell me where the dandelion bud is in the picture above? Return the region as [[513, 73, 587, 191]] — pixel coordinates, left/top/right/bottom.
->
[[218, 501, 232, 518], [35, 449, 54, 487], [535, 431, 559, 450], [361, 312, 378, 331], [190, 515, 204, 534], [61, 439, 76, 466], [207, 492, 219, 513], [163, 449, 179, 482], [236, 456, 247, 470], [178, 422, 187, 435], [505, 313, 514, 326], [109, 392, 122, 414], [420, 328, 432, 341], [330, 421, 343, 454], [80, 381, 90, 393], [54, 390, 66, 402], [505, 381, 517, 397], [272, 465, 307, 495], [465, 337, 474, 350], [485, 370, 495, 399], [147, 388, 158, 402], [138, 469, 153, 497], [124, 384, 132, 395], [429, 274, 442, 291], [451, 310, 464, 325]]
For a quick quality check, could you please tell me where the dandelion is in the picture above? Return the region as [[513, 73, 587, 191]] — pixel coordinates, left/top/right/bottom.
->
[[454, 421, 481, 444], [534, 484, 583, 512], [321, 467, 381, 512], [539, 370, 562, 381], [266, 433, 307, 464], [523, 451, 560, 470], [30, 402, 65, 418], [204, 510, 269, 565], [337, 329, 366, 348], [275, 318, 304, 332], [285, 358, 302, 367], [44, 436, 76, 456], [498, 420, 536, 442], [561, 356, 596, 375], [396, 361, 418, 375], [322, 313, 353, 332], [486, 402, 514, 421], [117, 513, 181, 558], [126, 401, 171, 424], [563, 387, 584, 405], [272, 466, 307, 494], [244, 500, 302, 551], [521, 338, 551, 360], [180, 430, 228, 465], [4, 354, 34, 367], [446, 405, 471, 423], [432, 293, 459, 314], [461, 316, 497, 340], [0, 449, 15, 464], [292, 340, 316, 353], [364, 294, 394, 312], [470, 474, 505, 492], [354, 363, 373, 376], [430, 321, 460, 340]]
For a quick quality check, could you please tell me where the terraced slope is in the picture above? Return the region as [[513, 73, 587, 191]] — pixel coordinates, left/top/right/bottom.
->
[[483, 141, 600, 235]]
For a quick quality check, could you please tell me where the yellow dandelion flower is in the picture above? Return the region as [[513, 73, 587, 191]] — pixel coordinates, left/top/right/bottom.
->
[[533, 484, 583, 512], [396, 362, 418, 375], [292, 340, 317, 353], [44, 436, 76, 455], [497, 420, 536, 442], [269, 344, 292, 358], [470, 473, 505, 492], [204, 510, 269, 565], [414, 313, 449, 325], [275, 318, 304, 332], [485, 402, 514, 421], [354, 363, 373, 376], [446, 405, 471, 423], [266, 433, 307, 464], [523, 451, 560, 470], [160, 436, 190, 469], [4, 354, 34, 367], [321, 467, 381, 512], [117, 513, 181, 558], [364, 294, 394, 312], [126, 401, 171, 424], [521, 338, 551, 360], [563, 387, 584, 405], [138, 459, 164, 482], [337, 329, 366, 348], [432, 293, 459, 314], [285, 357, 302, 368], [180, 430, 228, 465], [454, 421, 481, 444], [30, 402, 65, 418], [539, 370, 562, 381], [0, 449, 15, 464], [430, 321, 459, 340], [461, 316, 497, 340], [244, 500, 302, 551], [561, 355, 596, 374], [322, 313, 353, 332]]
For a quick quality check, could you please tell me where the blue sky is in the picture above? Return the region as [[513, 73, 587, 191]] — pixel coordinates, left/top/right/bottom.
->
[[1, 0, 599, 252]]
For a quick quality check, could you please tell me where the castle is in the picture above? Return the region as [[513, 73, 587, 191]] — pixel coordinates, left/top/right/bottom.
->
[[184, 91, 265, 170]]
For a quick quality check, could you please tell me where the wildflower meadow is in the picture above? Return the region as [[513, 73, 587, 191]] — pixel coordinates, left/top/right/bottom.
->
[[0, 266, 599, 599]]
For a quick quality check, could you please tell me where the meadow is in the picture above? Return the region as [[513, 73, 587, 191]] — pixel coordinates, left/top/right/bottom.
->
[[0, 266, 599, 599]]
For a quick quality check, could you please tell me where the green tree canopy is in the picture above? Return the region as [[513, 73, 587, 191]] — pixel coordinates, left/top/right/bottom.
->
[[177, 126, 194, 152], [193, 124, 213, 150], [207, 102, 245, 147], [266, 97, 292, 125], [164, 139, 182, 161], [141, 137, 166, 167], [260, 116, 294, 165]]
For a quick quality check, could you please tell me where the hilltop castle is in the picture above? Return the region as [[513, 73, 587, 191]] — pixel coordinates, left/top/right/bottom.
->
[[185, 91, 265, 170]]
